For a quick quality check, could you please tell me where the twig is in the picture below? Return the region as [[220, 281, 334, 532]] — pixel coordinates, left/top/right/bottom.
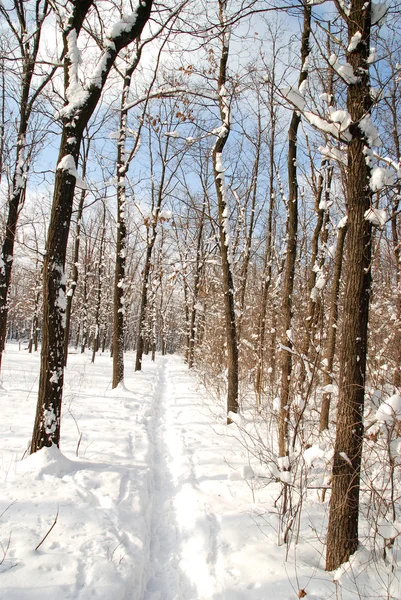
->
[[0, 531, 12, 565], [76, 431, 83, 457], [35, 507, 59, 551]]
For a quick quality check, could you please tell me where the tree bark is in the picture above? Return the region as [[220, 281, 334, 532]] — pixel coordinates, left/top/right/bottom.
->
[[319, 222, 347, 432], [278, 3, 311, 458], [188, 202, 206, 368], [92, 202, 106, 364], [213, 0, 239, 422], [64, 143, 89, 366], [326, 0, 373, 570]]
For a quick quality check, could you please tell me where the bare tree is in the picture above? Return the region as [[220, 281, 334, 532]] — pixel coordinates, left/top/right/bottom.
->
[[212, 0, 239, 422], [0, 0, 54, 370], [278, 1, 311, 459], [31, 0, 154, 453], [326, 0, 374, 571]]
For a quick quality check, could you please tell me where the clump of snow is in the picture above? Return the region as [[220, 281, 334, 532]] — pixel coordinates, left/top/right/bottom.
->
[[88, 50, 111, 89], [281, 86, 306, 110], [337, 0, 350, 15], [359, 115, 381, 147], [159, 210, 172, 220], [347, 31, 362, 52], [305, 111, 352, 141], [367, 47, 377, 64], [371, 2, 388, 25], [329, 54, 360, 85], [320, 144, 347, 165], [228, 465, 255, 480], [16, 445, 78, 480], [329, 107, 352, 132], [321, 384, 337, 393], [57, 30, 88, 119], [107, 10, 139, 39], [310, 271, 326, 301], [370, 167, 394, 191], [319, 92, 332, 103], [303, 444, 326, 466], [375, 394, 401, 422], [57, 154, 87, 188], [364, 207, 388, 226], [339, 451, 352, 466]]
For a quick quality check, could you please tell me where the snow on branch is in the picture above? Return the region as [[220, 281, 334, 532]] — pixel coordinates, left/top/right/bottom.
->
[[58, 1, 152, 121], [57, 155, 87, 189], [329, 54, 360, 85]]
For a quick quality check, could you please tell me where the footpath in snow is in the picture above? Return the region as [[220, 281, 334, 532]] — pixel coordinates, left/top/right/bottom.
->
[[0, 347, 387, 599]]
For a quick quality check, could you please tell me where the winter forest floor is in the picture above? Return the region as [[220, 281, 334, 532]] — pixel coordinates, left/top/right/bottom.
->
[[0, 345, 400, 600]]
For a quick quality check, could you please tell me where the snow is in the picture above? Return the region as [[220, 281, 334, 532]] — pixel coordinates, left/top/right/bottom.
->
[[305, 111, 352, 141], [319, 92, 332, 103], [303, 444, 327, 466], [88, 50, 111, 89], [372, 2, 388, 25], [329, 54, 360, 85], [367, 47, 377, 64], [359, 115, 381, 147], [1, 346, 400, 600], [58, 30, 88, 119], [321, 384, 337, 393], [158, 210, 172, 220], [370, 167, 394, 191], [107, 10, 139, 40], [57, 154, 87, 189], [347, 31, 362, 52], [339, 451, 352, 466], [320, 144, 347, 165], [281, 86, 306, 110], [364, 207, 388, 226], [328, 107, 352, 132], [376, 394, 401, 422]]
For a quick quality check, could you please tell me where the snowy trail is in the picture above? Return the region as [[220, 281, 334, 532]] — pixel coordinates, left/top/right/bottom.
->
[[1, 348, 342, 600], [142, 356, 222, 600], [139, 356, 236, 600], [143, 357, 195, 600]]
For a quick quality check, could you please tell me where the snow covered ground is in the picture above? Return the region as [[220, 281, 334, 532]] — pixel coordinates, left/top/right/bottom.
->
[[0, 345, 400, 599]]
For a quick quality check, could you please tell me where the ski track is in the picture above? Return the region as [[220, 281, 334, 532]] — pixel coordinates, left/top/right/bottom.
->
[[143, 357, 195, 600], [141, 356, 226, 600]]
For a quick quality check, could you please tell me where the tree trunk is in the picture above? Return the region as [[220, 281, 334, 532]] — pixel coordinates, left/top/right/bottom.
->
[[92, 202, 106, 364], [326, 0, 373, 570], [278, 3, 311, 458], [188, 202, 206, 368], [135, 139, 169, 371], [255, 71, 277, 409], [319, 221, 347, 432], [64, 150, 89, 366], [112, 69, 130, 386], [30, 0, 153, 453], [213, 0, 239, 422]]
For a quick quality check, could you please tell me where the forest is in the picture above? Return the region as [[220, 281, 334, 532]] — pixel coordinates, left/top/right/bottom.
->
[[1, 0, 401, 597]]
